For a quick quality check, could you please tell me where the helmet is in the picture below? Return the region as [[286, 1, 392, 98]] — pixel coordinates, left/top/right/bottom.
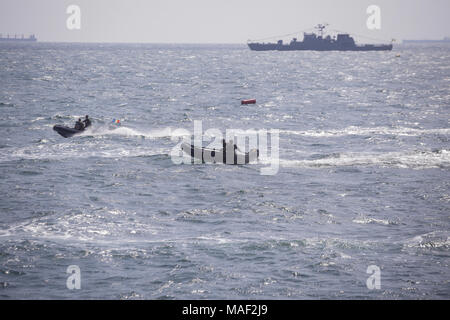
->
[[85, 115, 89, 118]]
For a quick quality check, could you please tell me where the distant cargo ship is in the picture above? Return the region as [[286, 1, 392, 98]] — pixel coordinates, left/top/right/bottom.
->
[[247, 24, 392, 51], [403, 37, 450, 44], [0, 34, 37, 42]]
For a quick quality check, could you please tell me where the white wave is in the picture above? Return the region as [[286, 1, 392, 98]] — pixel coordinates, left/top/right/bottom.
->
[[79, 126, 189, 140], [352, 217, 394, 225], [0, 210, 161, 243], [404, 231, 450, 249], [0, 142, 166, 162], [282, 126, 450, 137], [264, 150, 450, 169], [30, 116, 48, 122]]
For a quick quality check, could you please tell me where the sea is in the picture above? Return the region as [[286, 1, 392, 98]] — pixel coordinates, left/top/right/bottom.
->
[[0, 42, 449, 299]]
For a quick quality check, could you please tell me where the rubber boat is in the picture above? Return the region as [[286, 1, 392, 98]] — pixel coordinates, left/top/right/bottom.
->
[[181, 142, 259, 165], [53, 125, 84, 138]]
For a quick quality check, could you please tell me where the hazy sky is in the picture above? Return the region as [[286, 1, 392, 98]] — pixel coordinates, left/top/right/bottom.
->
[[0, 0, 449, 43]]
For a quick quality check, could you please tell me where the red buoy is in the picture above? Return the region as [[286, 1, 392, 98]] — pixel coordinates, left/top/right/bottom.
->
[[241, 99, 256, 105]]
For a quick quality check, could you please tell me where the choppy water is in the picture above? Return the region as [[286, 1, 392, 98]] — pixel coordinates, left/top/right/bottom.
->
[[0, 43, 449, 299]]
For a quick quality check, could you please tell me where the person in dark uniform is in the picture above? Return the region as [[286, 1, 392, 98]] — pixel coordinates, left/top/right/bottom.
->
[[74, 118, 84, 130], [222, 139, 227, 163], [222, 139, 241, 164], [83, 115, 91, 128], [229, 139, 238, 164]]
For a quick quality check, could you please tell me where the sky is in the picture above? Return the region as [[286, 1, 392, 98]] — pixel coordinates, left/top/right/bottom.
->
[[0, 0, 449, 43]]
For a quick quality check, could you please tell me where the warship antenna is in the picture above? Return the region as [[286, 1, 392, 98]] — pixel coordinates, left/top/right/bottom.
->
[[248, 26, 315, 43], [315, 23, 329, 37]]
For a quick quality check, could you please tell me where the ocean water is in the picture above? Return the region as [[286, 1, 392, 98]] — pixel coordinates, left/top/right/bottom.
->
[[0, 42, 449, 299]]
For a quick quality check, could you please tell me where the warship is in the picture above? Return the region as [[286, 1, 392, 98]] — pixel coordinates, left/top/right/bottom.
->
[[0, 34, 37, 42], [247, 24, 392, 51]]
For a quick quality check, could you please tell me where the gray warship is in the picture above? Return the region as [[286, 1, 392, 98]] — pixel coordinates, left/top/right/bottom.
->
[[0, 34, 37, 42], [248, 24, 392, 51]]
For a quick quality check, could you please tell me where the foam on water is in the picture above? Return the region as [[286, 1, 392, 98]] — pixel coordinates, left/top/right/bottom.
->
[[403, 231, 450, 250], [0, 141, 166, 162], [282, 126, 450, 137], [79, 126, 187, 139], [352, 217, 395, 225], [275, 149, 450, 169]]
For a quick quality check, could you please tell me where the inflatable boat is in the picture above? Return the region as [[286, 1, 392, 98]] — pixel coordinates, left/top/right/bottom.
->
[[53, 125, 84, 138], [181, 142, 259, 165]]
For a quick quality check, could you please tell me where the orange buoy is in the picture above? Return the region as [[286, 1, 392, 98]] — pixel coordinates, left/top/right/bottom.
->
[[241, 99, 256, 105]]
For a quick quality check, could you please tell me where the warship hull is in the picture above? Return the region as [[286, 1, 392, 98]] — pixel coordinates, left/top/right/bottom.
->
[[248, 43, 392, 51], [0, 35, 37, 42]]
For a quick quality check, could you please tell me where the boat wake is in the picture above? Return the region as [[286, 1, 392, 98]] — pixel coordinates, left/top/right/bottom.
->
[[281, 126, 450, 138], [78, 125, 189, 140], [261, 149, 450, 169], [0, 140, 168, 162]]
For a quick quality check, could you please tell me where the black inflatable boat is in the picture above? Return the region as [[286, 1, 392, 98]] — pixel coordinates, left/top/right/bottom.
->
[[181, 142, 259, 165], [53, 125, 84, 138]]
